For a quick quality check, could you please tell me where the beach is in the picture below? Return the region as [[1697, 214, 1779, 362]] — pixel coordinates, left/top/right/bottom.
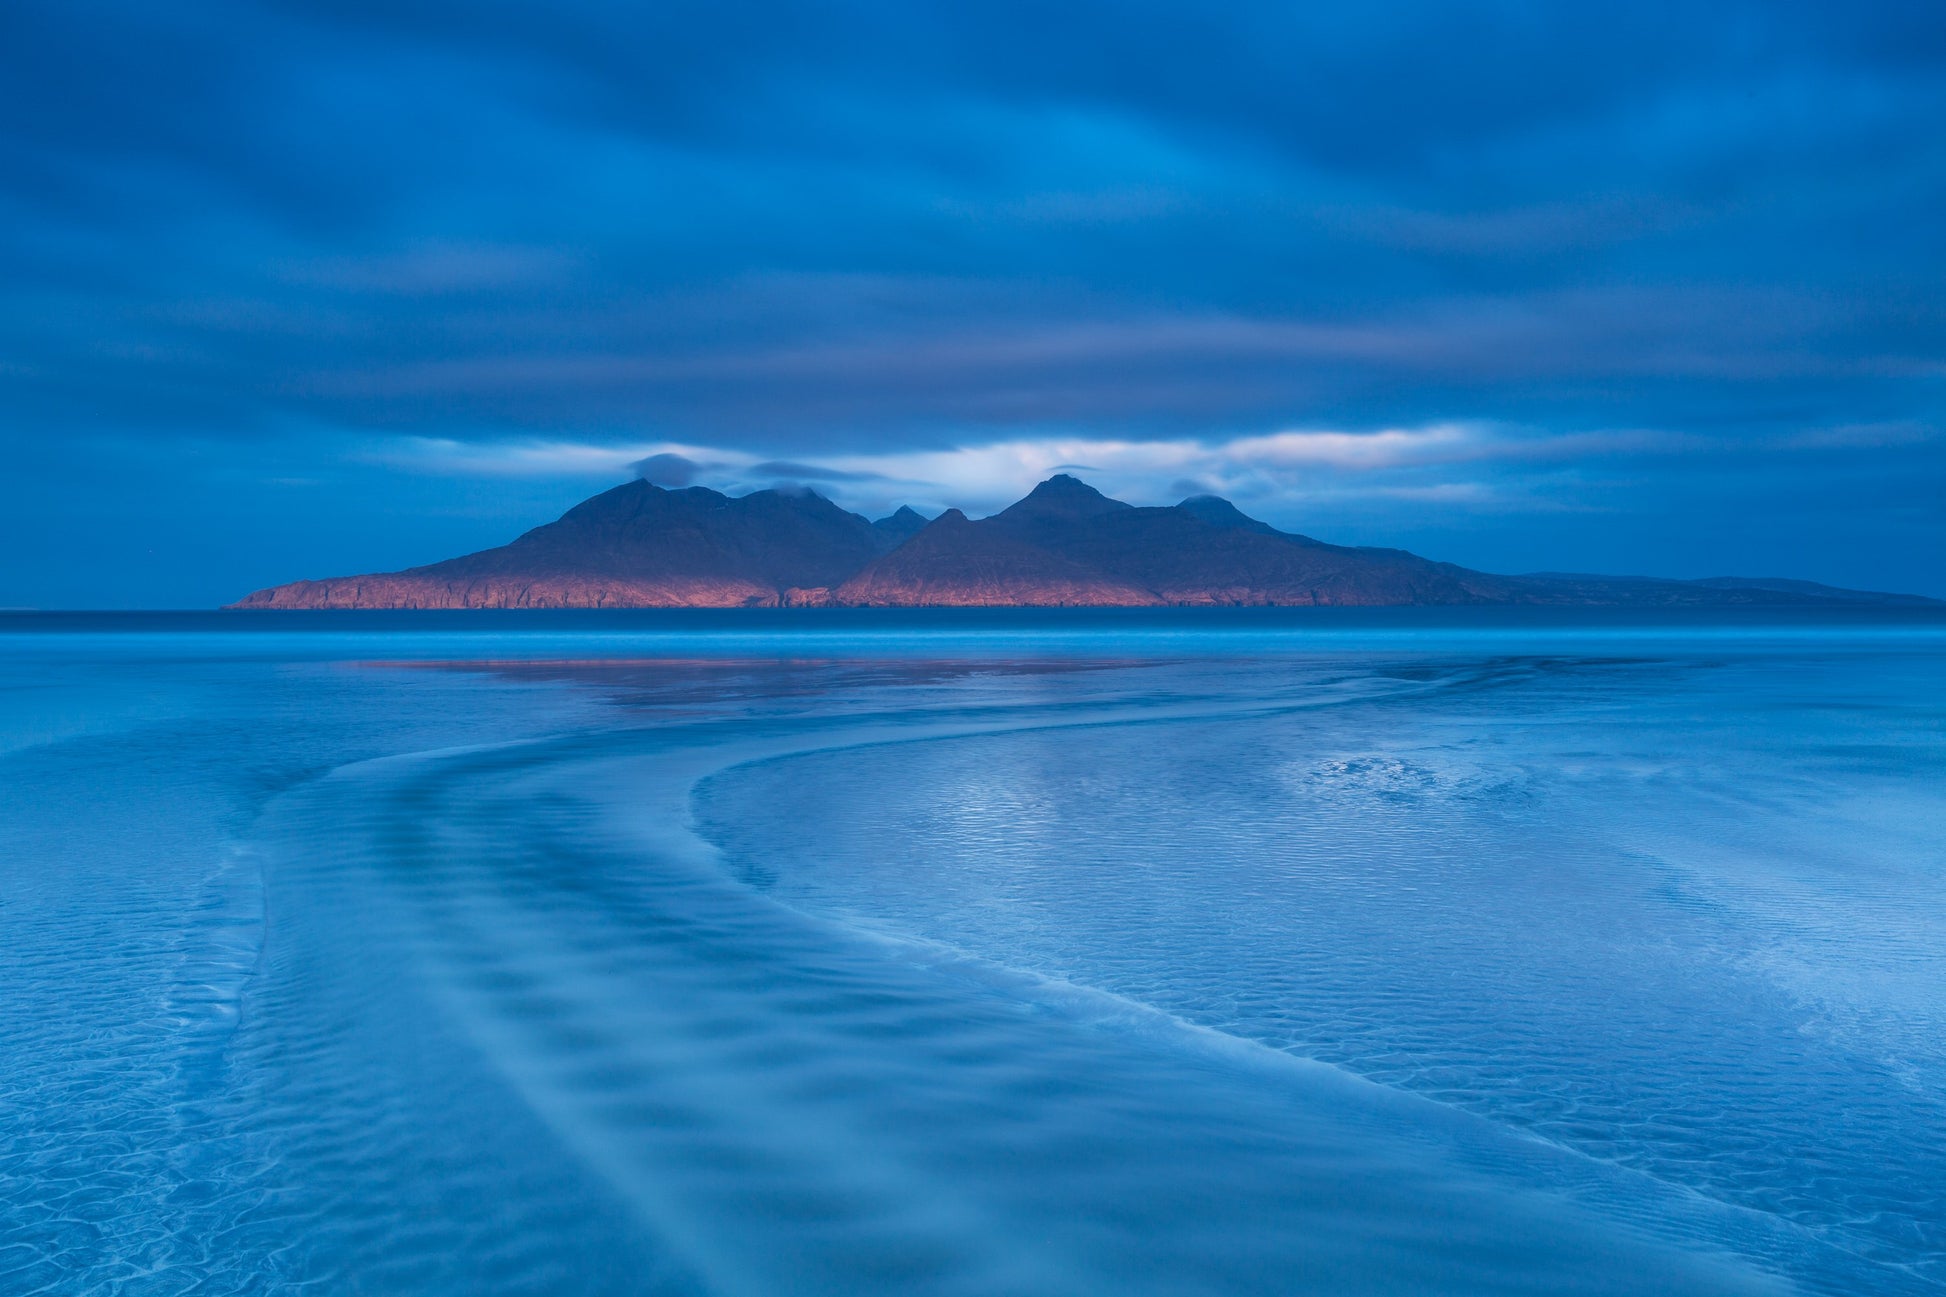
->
[[3, 610, 1942, 1294]]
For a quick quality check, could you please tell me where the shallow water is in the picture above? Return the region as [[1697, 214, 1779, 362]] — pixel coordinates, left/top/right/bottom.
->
[[2, 611, 1942, 1294]]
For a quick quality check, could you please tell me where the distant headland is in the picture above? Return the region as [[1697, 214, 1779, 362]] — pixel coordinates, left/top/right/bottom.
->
[[230, 475, 1938, 610]]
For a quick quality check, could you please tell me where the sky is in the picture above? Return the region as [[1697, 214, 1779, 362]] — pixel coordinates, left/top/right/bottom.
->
[[2, 0, 1943, 606]]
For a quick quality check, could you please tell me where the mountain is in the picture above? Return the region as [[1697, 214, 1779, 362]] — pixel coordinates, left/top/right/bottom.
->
[[833, 507, 1165, 606], [834, 476, 1492, 606], [1174, 494, 1290, 537], [230, 474, 1938, 609], [232, 480, 880, 608], [870, 506, 933, 552]]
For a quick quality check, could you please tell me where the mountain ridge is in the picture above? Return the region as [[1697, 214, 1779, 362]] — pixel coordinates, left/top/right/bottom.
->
[[229, 474, 1939, 609]]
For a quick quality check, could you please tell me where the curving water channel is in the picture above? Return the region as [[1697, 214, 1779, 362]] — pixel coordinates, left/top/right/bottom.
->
[[2, 611, 1942, 1294]]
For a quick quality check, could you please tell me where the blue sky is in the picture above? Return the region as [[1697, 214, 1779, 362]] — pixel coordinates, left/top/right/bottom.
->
[[2, 0, 1942, 605]]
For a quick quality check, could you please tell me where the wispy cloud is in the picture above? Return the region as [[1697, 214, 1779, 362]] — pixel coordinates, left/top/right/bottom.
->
[[277, 242, 580, 296], [362, 420, 1737, 523]]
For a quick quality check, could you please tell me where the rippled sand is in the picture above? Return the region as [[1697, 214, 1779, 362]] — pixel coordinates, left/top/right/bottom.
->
[[2, 612, 1941, 1294]]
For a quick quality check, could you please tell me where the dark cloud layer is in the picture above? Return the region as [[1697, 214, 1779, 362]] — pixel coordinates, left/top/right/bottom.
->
[[0, 0, 1942, 604]]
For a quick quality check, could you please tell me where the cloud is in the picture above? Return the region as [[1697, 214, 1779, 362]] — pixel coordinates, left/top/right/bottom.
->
[[278, 243, 580, 295], [1322, 195, 1706, 256], [5, 3, 1943, 451], [1782, 420, 1938, 451], [2, 0, 1944, 600], [368, 420, 1766, 531], [631, 451, 704, 486], [747, 460, 890, 482]]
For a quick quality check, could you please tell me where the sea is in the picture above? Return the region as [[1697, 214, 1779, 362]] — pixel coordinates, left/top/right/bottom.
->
[[3, 608, 1943, 1296]]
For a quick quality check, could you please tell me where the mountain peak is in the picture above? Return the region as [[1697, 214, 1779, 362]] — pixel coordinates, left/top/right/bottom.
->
[[1031, 473, 1114, 499], [1175, 494, 1278, 534], [995, 474, 1131, 523], [870, 504, 933, 553]]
